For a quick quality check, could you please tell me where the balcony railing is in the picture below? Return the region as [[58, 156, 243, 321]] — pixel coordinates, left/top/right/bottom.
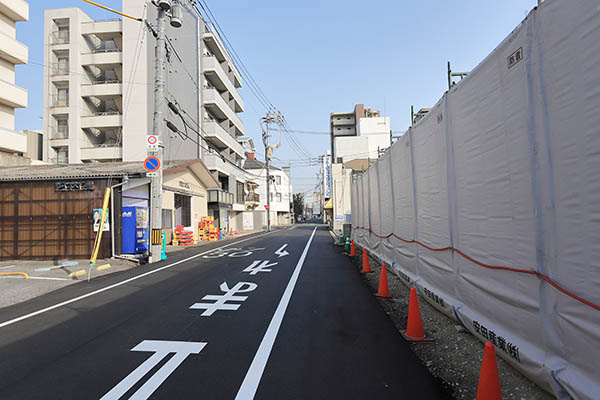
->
[[91, 79, 121, 85], [51, 31, 70, 45], [91, 48, 120, 54], [50, 125, 68, 139], [51, 63, 70, 76], [208, 189, 233, 205], [51, 96, 69, 107], [245, 193, 259, 203]]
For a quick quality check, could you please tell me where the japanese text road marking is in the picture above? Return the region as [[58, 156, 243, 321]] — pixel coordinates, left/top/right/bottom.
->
[[190, 282, 257, 316], [242, 260, 278, 275], [0, 231, 274, 329], [100, 340, 206, 400], [202, 247, 265, 258], [235, 227, 318, 400], [274, 244, 289, 258]]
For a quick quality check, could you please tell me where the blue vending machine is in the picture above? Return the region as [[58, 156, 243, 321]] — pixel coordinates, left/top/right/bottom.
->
[[122, 206, 149, 254]]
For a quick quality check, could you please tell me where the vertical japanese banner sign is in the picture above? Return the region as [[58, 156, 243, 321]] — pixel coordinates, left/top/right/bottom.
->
[[90, 188, 111, 265]]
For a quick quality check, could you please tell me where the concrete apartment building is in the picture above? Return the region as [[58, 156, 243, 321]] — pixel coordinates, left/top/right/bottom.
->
[[330, 104, 391, 163], [43, 1, 249, 231], [0, 0, 29, 164], [328, 104, 391, 232]]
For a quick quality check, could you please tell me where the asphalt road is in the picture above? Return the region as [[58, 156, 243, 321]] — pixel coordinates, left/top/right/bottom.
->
[[0, 224, 449, 399]]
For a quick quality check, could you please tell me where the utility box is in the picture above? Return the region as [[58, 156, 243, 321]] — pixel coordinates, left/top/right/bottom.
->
[[122, 206, 149, 254], [343, 224, 352, 238]]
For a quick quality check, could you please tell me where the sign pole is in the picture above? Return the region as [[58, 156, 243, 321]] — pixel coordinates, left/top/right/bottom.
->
[[149, 6, 169, 263]]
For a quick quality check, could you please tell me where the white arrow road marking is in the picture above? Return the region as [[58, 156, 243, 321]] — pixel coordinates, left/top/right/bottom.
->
[[190, 282, 258, 316], [100, 340, 206, 400], [274, 244, 289, 258], [242, 260, 278, 275]]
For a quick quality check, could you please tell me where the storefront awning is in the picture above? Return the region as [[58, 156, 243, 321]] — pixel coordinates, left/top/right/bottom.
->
[[324, 198, 333, 210]]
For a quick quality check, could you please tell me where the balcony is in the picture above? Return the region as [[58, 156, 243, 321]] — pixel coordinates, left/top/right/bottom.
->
[[202, 88, 244, 135], [80, 145, 123, 161], [203, 56, 243, 112], [80, 112, 122, 129], [50, 63, 69, 77], [0, 0, 28, 21], [203, 120, 245, 159], [80, 81, 122, 97], [0, 126, 27, 153], [50, 95, 69, 109], [203, 28, 242, 88], [207, 189, 233, 210], [81, 49, 122, 66], [0, 78, 27, 108], [0, 30, 27, 64], [51, 31, 69, 45], [49, 125, 68, 140], [81, 19, 122, 36]]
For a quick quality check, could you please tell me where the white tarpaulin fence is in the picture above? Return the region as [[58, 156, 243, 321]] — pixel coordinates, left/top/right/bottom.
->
[[351, 2, 600, 399]]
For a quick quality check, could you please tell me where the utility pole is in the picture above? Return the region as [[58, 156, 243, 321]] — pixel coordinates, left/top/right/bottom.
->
[[260, 111, 283, 231], [263, 120, 271, 231], [149, 0, 182, 262]]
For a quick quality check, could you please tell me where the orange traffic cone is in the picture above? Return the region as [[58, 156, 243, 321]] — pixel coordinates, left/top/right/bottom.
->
[[361, 248, 372, 274], [350, 240, 356, 256], [476, 342, 502, 400], [229, 228, 233, 236], [235, 228, 239, 236], [375, 264, 391, 298], [402, 287, 433, 343]]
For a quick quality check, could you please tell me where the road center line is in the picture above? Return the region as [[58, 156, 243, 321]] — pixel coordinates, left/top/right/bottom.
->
[[0, 231, 274, 330], [235, 227, 318, 400]]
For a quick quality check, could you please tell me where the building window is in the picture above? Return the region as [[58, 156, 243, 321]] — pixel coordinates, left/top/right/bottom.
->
[[174, 194, 191, 227], [162, 209, 173, 229], [57, 88, 68, 107], [55, 147, 68, 164], [236, 181, 244, 204], [276, 193, 281, 202], [275, 175, 281, 185]]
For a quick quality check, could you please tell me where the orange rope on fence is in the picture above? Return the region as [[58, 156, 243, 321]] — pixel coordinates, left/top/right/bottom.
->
[[353, 225, 600, 312]]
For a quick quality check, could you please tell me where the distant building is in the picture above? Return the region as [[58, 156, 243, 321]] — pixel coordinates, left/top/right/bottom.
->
[[0, 0, 29, 165], [330, 104, 391, 164], [243, 156, 293, 226]]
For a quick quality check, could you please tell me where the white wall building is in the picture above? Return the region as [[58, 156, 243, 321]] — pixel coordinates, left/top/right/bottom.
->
[[0, 0, 29, 163], [43, 1, 248, 232], [244, 157, 293, 226], [330, 104, 391, 163]]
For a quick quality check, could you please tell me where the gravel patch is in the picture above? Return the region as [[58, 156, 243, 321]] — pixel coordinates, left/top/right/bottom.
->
[[351, 245, 555, 400]]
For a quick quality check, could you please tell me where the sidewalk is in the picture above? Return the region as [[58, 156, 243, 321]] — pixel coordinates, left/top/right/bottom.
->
[[0, 229, 263, 310]]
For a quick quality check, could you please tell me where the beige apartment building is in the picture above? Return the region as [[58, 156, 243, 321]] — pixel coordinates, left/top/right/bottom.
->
[[0, 0, 28, 163]]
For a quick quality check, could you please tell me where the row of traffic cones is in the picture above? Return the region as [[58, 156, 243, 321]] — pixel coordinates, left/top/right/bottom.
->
[[229, 228, 240, 236], [349, 240, 503, 399]]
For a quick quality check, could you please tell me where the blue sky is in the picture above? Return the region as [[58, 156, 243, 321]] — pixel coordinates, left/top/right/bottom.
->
[[17, 0, 538, 191]]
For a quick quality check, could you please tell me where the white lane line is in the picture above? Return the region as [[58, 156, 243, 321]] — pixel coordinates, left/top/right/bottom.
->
[[235, 227, 318, 400], [0, 265, 16, 271], [328, 230, 337, 240], [0, 231, 274, 330]]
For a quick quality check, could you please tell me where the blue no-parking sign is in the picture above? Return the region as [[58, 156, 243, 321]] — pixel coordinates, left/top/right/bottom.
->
[[144, 156, 161, 172]]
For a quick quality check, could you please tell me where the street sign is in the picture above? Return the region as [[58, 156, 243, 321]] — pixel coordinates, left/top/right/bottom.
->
[[144, 156, 161, 173], [264, 205, 270, 211], [147, 136, 159, 152], [146, 172, 158, 177]]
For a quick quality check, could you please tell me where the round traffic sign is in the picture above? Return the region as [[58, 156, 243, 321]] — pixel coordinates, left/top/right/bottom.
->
[[144, 156, 161, 172], [147, 135, 158, 145]]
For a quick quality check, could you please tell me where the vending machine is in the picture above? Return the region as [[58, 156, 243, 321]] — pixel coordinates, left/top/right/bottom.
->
[[122, 206, 149, 254]]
